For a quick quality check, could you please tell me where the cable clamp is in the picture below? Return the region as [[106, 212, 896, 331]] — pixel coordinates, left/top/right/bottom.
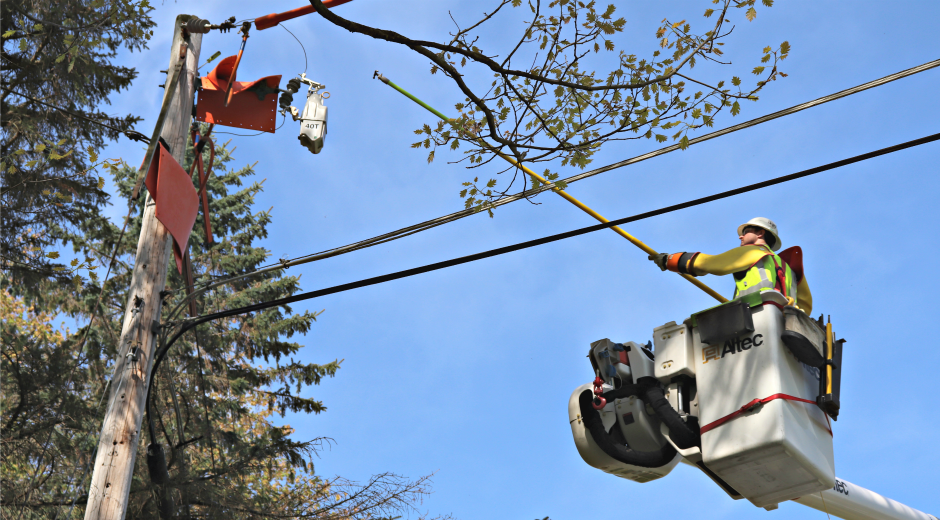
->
[[125, 130, 150, 144], [591, 376, 607, 410]]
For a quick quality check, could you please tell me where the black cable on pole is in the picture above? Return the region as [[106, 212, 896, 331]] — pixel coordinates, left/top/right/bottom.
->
[[1, 86, 151, 143], [146, 131, 940, 434]]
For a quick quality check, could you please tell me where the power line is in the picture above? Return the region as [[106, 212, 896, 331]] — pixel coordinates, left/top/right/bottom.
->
[[279, 23, 308, 75], [153, 131, 939, 400], [178, 58, 940, 298], [552, 58, 940, 189], [0, 86, 151, 144]]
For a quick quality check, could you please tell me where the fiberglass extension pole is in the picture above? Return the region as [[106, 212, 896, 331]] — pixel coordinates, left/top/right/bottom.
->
[[374, 72, 727, 303]]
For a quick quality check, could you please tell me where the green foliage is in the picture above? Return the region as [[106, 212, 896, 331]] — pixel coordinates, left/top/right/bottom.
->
[[0, 0, 155, 292], [1, 135, 437, 518], [389, 0, 789, 211]]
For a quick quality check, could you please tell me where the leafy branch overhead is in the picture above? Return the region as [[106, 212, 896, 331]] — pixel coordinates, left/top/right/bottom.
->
[[310, 0, 788, 212]]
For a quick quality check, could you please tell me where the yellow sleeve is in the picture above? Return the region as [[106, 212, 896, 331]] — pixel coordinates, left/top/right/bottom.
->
[[689, 245, 773, 277], [797, 276, 813, 316]]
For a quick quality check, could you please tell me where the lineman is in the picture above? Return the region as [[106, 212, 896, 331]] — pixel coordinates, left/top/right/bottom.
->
[[649, 217, 813, 315]]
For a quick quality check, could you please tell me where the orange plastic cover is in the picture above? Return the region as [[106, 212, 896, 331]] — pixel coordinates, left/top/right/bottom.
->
[[196, 56, 281, 133], [144, 143, 198, 274], [778, 246, 804, 282]]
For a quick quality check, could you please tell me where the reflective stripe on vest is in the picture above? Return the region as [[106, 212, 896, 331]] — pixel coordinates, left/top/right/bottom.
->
[[733, 254, 798, 305]]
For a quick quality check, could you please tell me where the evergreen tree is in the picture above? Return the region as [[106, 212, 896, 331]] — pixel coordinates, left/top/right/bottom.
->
[[1, 0, 155, 291], [1, 134, 438, 519]]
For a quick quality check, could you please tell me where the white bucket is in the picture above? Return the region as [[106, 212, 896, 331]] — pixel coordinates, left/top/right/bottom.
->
[[693, 292, 835, 508]]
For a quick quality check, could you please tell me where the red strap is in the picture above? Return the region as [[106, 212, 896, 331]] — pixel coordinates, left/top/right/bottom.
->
[[769, 255, 788, 297], [700, 393, 832, 436], [188, 126, 216, 244]]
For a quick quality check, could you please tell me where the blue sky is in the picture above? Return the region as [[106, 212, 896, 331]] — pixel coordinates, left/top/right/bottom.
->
[[100, 1, 940, 518]]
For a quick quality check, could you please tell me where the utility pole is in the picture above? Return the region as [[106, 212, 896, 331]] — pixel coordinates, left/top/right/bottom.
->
[[84, 16, 201, 520]]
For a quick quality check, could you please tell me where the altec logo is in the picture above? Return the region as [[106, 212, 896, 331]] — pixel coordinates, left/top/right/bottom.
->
[[702, 334, 763, 364]]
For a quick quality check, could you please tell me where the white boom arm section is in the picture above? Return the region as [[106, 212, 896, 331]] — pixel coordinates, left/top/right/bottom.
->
[[793, 478, 937, 520]]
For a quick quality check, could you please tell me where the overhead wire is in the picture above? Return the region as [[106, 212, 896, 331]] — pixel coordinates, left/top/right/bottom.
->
[[376, 71, 727, 301], [151, 131, 940, 422], [279, 23, 308, 75], [1, 86, 151, 143], [171, 58, 940, 304]]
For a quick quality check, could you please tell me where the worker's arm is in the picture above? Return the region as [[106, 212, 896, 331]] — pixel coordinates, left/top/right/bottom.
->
[[652, 245, 815, 314], [689, 246, 774, 276], [651, 246, 773, 276]]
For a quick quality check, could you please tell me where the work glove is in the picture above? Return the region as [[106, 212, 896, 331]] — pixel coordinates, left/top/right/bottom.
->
[[649, 253, 669, 271]]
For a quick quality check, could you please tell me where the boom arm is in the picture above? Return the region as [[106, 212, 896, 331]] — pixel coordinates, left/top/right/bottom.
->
[[793, 478, 937, 520], [254, 0, 354, 30]]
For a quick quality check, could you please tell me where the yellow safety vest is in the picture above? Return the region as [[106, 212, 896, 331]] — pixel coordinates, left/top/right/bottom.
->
[[732, 253, 798, 305]]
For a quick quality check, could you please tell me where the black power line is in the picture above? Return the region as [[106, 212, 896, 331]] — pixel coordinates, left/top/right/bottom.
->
[[144, 129, 939, 473], [1, 86, 151, 143], [150, 130, 939, 412], [181, 59, 940, 295]]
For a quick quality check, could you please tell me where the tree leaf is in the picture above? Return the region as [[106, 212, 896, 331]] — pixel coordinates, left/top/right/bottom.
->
[[745, 7, 757, 21]]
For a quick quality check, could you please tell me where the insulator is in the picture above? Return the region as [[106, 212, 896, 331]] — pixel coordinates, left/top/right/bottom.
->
[[278, 91, 294, 111], [184, 18, 211, 33], [285, 77, 302, 94]]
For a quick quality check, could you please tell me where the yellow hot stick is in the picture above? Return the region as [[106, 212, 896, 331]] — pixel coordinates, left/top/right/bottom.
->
[[494, 150, 727, 303], [376, 73, 727, 303]]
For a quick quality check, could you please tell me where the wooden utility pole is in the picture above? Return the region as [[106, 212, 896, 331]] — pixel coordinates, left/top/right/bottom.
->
[[84, 16, 201, 520]]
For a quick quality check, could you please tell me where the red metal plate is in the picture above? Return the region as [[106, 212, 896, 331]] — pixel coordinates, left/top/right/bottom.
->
[[144, 143, 198, 273]]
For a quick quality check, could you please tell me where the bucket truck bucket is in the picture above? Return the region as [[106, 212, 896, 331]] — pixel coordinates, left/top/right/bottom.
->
[[691, 290, 835, 508]]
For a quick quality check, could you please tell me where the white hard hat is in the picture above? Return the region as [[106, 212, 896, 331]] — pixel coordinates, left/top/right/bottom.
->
[[737, 217, 782, 251]]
